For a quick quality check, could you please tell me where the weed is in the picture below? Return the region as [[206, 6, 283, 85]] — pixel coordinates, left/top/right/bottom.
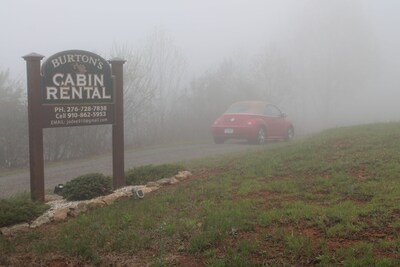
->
[[189, 231, 218, 254], [394, 221, 400, 235], [125, 163, 184, 185], [155, 221, 167, 266], [237, 239, 258, 256], [335, 242, 400, 267], [265, 179, 298, 194], [315, 253, 337, 266], [259, 201, 322, 227], [321, 201, 364, 237], [226, 249, 250, 267], [202, 200, 256, 233], [325, 222, 362, 238], [237, 176, 265, 195], [0, 235, 13, 252], [258, 208, 282, 227], [59, 233, 101, 263], [284, 232, 313, 259], [32, 241, 53, 256]]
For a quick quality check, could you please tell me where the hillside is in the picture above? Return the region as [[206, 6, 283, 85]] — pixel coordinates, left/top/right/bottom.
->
[[1, 122, 400, 266]]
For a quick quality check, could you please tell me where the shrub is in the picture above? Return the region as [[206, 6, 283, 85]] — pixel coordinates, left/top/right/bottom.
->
[[125, 164, 184, 185], [61, 173, 112, 201], [0, 194, 49, 227]]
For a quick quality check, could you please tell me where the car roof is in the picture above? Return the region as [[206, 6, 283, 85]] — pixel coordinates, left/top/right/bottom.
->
[[225, 101, 270, 115], [231, 100, 270, 106]]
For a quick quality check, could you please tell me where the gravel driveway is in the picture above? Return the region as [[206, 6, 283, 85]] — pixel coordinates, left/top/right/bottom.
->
[[0, 142, 258, 198]]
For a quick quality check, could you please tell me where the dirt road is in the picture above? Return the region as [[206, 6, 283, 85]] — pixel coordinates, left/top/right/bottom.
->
[[0, 142, 258, 198]]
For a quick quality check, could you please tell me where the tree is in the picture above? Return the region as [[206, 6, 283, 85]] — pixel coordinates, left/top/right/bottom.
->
[[145, 28, 187, 142], [109, 44, 158, 146], [252, 44, 294, 106], [0, 70, 28, 168], [43, 125, 111, 161], [110, 29, 187, 145], [288, 0, 378, 129]]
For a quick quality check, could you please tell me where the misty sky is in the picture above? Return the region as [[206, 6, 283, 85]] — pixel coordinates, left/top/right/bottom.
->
[[1, 0, 400, 79]]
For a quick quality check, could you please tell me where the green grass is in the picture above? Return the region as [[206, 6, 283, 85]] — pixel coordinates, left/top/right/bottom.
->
[[0, 193, 49, 227], [0, 163, 184, 229], [1, 122, 400, 266], [125, 163, 185, 185]]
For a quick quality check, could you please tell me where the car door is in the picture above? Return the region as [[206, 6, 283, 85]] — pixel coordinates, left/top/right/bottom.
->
[[263, 104, 286, 138]]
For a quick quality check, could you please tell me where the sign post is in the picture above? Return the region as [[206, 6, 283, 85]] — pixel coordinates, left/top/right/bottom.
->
[[23, 53, 45, 202], [110, 58, 126, 189], [23, 50, 125, 201]]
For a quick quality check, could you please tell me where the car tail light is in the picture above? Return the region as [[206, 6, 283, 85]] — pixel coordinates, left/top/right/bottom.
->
[[247, 119, 256, 125], [213, 118, 222, 125]]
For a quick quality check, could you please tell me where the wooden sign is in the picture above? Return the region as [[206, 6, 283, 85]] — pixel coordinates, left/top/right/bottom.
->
[[23, 51, 126, 201], [41, 50, 114, 128]]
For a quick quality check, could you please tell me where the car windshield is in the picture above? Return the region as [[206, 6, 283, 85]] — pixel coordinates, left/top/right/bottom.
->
[[225, 102, 265, 115]]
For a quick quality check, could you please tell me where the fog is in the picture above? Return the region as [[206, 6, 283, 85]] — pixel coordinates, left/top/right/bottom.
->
[[0, 1, 300, 75], [1, 0, 400, 138]]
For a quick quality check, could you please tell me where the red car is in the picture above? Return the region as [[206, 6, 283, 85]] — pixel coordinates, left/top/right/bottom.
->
[[211, 101, 294, 144]]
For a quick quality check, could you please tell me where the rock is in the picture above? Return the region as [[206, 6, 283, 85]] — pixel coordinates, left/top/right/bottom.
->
[[77, 202, 88, 211], [87, 199, 106, 209], [175, 171, 192, 180], [69, 202, 88, 217], [1, 223, 30, 236], [114, 185, 135, 196], [142, 186, 157, 194], [156, 178, 172, 185], [2, 170, 191, 233], [53, 208, 69, 222], [156, 177, 180, 186], [146, 181, 159, 188], [47, 199, 69, 209], [45, 194, 64, 202], [30, 215, 51, 228], [103, 191, 129, 205], [169, 177, 179, 184], [134, 186, 145, 191]]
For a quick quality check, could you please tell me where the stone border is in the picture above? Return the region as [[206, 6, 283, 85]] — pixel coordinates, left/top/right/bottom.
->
[[1, 171, 192, 236]]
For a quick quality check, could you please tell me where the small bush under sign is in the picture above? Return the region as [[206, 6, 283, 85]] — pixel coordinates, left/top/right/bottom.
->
[[61, 173, 112, 201]]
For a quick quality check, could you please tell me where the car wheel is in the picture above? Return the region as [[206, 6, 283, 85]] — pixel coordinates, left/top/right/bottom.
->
[[213, 137, 225, 144], [285, 126, 294, 141], [253, 127, 266, 145]]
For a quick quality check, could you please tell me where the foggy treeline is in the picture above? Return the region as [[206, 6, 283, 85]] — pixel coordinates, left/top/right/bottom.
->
[[0, 1, 394, 168]]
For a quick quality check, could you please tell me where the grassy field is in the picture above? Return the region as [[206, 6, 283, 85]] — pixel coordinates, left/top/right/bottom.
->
[[1, 123, 400, 266]]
